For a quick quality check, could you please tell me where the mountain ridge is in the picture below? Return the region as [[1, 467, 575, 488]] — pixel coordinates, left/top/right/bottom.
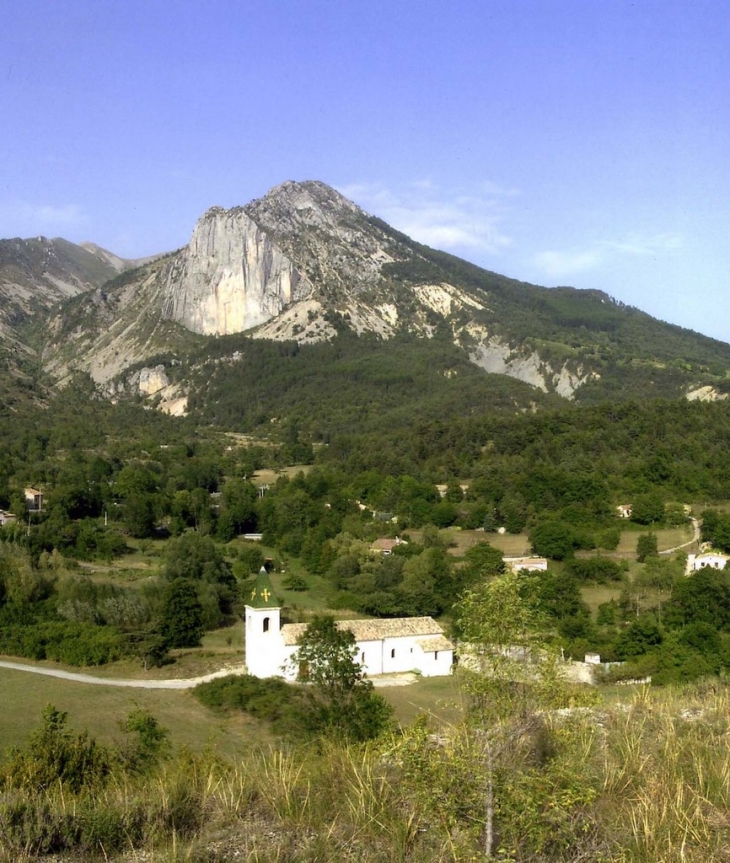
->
[[4, 180, 730, 418]]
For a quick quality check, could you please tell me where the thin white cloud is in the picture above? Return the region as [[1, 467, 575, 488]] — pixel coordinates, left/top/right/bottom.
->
[[338, 180, 516, 256], [535, 249, 604, 279], [0, 200, 85, 238], [535, 232, 684, 280], [599, 233, 684, 256], [479, 180, 520, 198]]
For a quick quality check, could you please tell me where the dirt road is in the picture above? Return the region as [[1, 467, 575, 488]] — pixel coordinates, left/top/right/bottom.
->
[[0, 660, 248, 689]]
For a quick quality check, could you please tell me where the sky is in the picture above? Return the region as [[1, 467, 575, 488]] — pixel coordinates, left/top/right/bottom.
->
[[2, 1, 729, 340]]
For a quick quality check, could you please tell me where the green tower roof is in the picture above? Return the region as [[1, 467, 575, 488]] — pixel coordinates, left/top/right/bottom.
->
[[247, 567, 280, 609]]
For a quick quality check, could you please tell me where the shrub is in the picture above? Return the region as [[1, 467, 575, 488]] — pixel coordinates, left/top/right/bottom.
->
[[3, 705, 113, 794], [566, 557, 623, 584], [284, 572, 307, 591], [0, 621, 124, 666], [194, 674, 304, 736], [158, 578, 204, 648]]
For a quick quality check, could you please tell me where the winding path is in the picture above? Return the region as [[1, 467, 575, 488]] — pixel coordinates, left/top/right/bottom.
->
[[659, 517, 700, 555], [0, 660, 416, 689], [0, 660, 248, 689]]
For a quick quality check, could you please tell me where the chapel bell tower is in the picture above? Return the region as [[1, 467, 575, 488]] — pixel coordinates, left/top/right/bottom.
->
[[244, 566, 283, 677]]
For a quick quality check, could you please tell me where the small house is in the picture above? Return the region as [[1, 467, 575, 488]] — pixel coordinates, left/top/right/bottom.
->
[[24, 487, 43, 511], [686, 552, 729, 574], [505, 556, 548, 573], [370, 536, 408, 555]]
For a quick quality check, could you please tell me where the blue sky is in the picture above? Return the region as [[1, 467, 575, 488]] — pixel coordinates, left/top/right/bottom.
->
[[2, 1, 729, 340]]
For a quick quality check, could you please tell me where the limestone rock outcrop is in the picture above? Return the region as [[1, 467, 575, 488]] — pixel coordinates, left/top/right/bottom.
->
[[160, 207, 313, 336]]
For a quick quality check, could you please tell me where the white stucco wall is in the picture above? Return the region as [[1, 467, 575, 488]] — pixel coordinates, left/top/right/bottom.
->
[[244, 606, 285, 678], [278, 637, 454, 680], [415, 645, 454, 677], [246, 610, 454, 680], [686, 553, 729, 574]]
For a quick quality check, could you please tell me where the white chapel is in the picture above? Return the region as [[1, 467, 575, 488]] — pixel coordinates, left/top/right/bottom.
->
[[244, 569, 454, 681]]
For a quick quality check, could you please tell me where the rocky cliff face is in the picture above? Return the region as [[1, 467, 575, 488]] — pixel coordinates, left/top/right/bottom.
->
[[33, 183, 626, 400], [244, 180, 396, 294], [160, 207, 313, 336]]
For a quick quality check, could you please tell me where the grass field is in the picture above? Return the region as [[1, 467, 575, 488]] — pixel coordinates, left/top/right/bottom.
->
[[581, 583, 624, 614], [0, 514, 700, 771], [379, 674, 464, 726], [0, 667, 267, 757], [615, 523, 696, 555], [443, 528, 533, 557], [0, 666, 464, 760], [444, 523, 696, 560], [252, 465, 313, 486]]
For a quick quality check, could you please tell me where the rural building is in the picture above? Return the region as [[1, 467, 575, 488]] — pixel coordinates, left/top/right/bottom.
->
[[616, 504, 632, 519], [505, 556, 548, 573], [0, 510, 16, 526], [24, 487, 43, 511], [244, 569, 454, 680], [686, 552, 729, 574], [435, 483, 470, 498], [370, 536, 408, 555]]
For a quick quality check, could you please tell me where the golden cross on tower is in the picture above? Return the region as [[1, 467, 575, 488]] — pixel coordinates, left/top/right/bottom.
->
[[261, 588, 271, 602], [250, 589, 257, 601]]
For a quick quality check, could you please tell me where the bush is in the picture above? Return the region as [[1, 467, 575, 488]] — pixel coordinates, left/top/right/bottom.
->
[[636, 533, 658, 562], [164, 532, 233, 585], [237, 543, 265, 574], [529, 520, 577, 560], [3, 705, 113, 794], [283, 573, 307, 591], [194, 674, 304, 736], [158, 579, 204, 648], [0, 620, 124, 666], [566, 557, 623, 583], [631, 493, 665, 525]]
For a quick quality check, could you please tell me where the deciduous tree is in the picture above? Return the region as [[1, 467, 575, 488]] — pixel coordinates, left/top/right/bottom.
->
[[158, 578, 204, 648], [293, 615, 393, 742], [457, 572, 577, 858]]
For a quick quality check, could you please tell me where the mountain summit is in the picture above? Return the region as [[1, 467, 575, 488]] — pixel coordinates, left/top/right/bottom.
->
[[160, 180, 440, 342]]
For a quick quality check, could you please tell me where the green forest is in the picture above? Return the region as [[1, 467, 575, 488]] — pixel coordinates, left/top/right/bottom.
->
[[3, 375, 730, 860]]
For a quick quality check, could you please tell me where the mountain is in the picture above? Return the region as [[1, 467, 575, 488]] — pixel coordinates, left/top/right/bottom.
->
[[15, 180, 730, 421], [0, 236, 148, 406], [0, 236, 158, 330], [0, 236, 160, 385]]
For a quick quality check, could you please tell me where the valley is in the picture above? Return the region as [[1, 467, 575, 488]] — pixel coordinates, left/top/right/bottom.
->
[[2, 183, 730, 861]]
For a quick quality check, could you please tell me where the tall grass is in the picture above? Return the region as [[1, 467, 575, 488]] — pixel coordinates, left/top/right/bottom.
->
[[598, 684, 730, 862], [3, 682, 730, 861]]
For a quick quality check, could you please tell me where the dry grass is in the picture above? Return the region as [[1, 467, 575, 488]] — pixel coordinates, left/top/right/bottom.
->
[[581, 583, 624, 614], [614, 524, 696, 555], [3, 678, 730, 861], [252, 465, 313, 487], [445, 524, 696, 561], [445, 528, 532, 557], [596, 684, 730, 861]]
